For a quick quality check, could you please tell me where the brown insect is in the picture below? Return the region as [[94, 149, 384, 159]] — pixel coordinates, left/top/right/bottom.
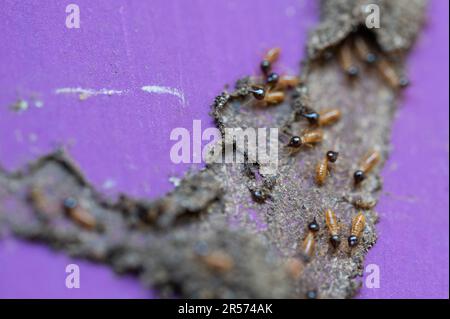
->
[[285, 257, 304, 280], [201, 251, 234, 273], [301, 108, 341, 127], [302, 231, 315, 261], [315, 150, 339, 185], [276, 75, 300, 90], [27, 186, 58, 216], [264, 91, 285, 105], [337, 41, 359, 77], [318, 109, 341, 126], [375, 57, 409, 89], [260, 47, 281, 74], [353, 36, 377, 64], [348, 212, 366, 247], [287, 129, 324, 149], [353, 149, 381, 184], [325, 209, 341, 248], [63, 197, 96, 230]]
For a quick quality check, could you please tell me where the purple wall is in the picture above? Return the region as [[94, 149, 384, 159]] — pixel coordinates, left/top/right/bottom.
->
[[0, 0, 448, 298]]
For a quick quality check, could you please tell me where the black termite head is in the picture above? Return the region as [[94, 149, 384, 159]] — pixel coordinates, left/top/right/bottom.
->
[[63, 197, 78, 210], [326, 151, 339, 163], [306, 290, 318, 299], [248, 86, 266, 100], [330, 235, 341, 248], [260, 60, 271, 75], [348, 235, 358, 247], [251, 189, 266, 203], [399, 76, 410, 88], [288, 136, 302, 148], [366, 52, 377, 64], [266, 72, 279, 86], [308, 218, 320, 232], [353, 170, 366, 184], [302, 110, 320, 125], [347, 65, 359, 77]]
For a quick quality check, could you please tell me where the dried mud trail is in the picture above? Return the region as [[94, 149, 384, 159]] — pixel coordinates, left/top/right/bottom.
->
[[0, 0, 427, 298]]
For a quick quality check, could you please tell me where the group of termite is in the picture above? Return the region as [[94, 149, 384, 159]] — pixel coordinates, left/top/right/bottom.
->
[[246, 34, 407, 271]]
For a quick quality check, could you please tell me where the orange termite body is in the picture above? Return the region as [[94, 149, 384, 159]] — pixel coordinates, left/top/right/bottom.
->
[[315, 151, 338, 186], [302, 232, 315, 261], [63, 198, 96, 230], [201, 251, 234, 273], [285, 258, 304, 279], [348, 212, 366, 247], [264, 91, 285, 105], [325, 209, 341, 248], [287, 129, 324, 150], [261, 47, 281, 75], [337, 42, 359, 76], [354, 150, 381, 184], [28, 186, 58, 216], [276, 75, 300, 90], [318, 109, 341, 127], [375, 58, 409, 89]]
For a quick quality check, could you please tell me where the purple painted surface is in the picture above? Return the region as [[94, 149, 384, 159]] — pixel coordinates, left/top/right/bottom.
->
[[0, 0, 447, 298], [358, 0, 449, 299]]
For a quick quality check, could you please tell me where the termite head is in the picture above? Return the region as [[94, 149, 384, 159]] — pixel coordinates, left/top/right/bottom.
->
[[348, 235, 359, 247], [306, 290, 318, 299], [353, 170, 366, 184], [308, 218, 320, 232], [251, 189, 267, 203], [248, 86, 266, 100], [399, 77, 410, 88], [288, 136, 302, 148], [326, 151, 339, 163], [346, 65, 359, 77], [260, 60, 271, 74], [266, 72, 279, 86], [302, 111, 320, 125], [63, 197, 78, 210], [366, 53, 377, 64], [330, 235, 341, 248]]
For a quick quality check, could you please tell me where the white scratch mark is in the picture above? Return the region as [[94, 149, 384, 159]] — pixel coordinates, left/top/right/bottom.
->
[[141, 85, 185, 106], [55, 87, 125, 97]]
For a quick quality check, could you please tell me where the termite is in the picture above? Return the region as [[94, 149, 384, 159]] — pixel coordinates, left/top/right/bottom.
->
[[315, 150, 339, 186], [301, 108, 341, 127], [375, 58, 409, 89], [302, 231, 315, 261], [260, 47, 281, 74], [337, 41, 359, 77], [308, 217, 320, 232], [201, 251, 234, 273], [264, 91, 285, 105], [325, 209, 341, 248], [27, 186, 58, 216], [318, 109, 341, 127], [353, 149, 381, 184], [248, 86, 266, 100], [276, 75, 300, 90], [287, 129, 324, 149], [348, 212, 366, 247], [266, 72, 280, 87], [353, 36, 377, 64], [63, 197, 96, 230], [285, 257, 304, 280]]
